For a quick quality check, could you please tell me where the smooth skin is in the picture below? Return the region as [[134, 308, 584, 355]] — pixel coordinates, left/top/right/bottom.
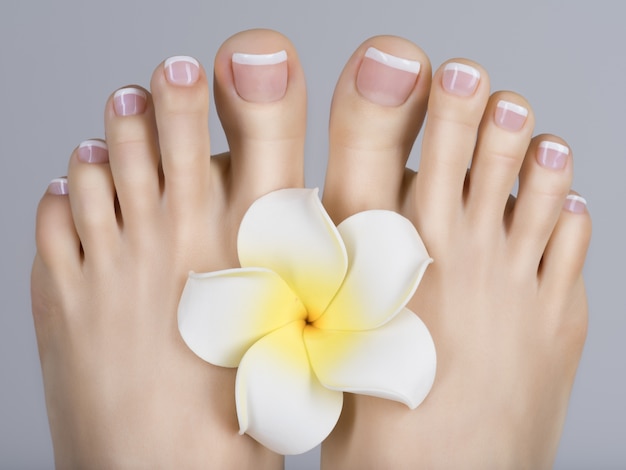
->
[[321, 36, 591, 470], [32, 30, 590, 469], [32, 30, 303, 469]]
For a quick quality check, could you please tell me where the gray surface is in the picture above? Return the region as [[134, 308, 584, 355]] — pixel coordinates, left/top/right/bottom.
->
[[1, 1, 623, 468]]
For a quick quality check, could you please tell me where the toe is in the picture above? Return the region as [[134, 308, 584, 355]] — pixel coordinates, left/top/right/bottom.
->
[[35, 177, 80, 271], [540, 191, 592, 290], [104, 86, 161, 236], [466, 92, 534, 231], [32, 178, 79, 349], [213, 29, 306, 209], [66, 140, 118, 260], [150, 55, 212, 219], [323, 36, 431, 222], [414, 59, 490, 232], [507, 135, 574, 270]]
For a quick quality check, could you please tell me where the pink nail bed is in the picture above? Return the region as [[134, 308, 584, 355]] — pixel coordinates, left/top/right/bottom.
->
[[495, 100, 528, 131], [78, 140, 109, 163], [48, 177, 68, 195], [442, 62, 480, 96], [113, 87, 147, 116], [165, 56, 200, 86], [563, 195, 587, 214], [356, 47, 420, 106], [231, 50, 288, 102], [537, 141, 569, 170]]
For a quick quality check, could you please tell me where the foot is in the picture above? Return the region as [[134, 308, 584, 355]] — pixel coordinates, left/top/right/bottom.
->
[[321, 37, 591, 469], [31, 29, 305, 468]]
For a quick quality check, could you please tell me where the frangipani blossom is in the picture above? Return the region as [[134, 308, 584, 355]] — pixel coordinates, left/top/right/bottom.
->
[[178, 188, 436, 455]]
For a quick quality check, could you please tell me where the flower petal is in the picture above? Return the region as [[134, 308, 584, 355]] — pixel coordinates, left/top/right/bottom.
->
[[238, 188, 347, 322], [305, 308, 436, 409], [236, 321, 343, 455], [314, 210, 432, 331], [178, 268, 306, 368]]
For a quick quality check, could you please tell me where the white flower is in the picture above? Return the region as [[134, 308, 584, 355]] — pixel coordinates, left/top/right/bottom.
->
[[178, 188, 436, 455]]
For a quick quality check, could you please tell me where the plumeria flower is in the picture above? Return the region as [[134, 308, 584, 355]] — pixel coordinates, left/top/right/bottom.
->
[[178, 188, 436, 455]]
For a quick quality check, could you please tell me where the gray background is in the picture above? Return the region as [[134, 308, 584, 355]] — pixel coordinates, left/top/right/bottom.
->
[[1, 0, 624, 468]]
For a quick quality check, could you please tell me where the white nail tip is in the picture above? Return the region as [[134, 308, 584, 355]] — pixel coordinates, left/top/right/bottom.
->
[[232, 50, 288, 66], [79, 140, 108, 150], [364, 47, 421, 74], [538, 141, 569, 155], [444, 62, 481, 79], [497, 100, 528, 117], [49, 177, 68, 185], [164, 55, 200, 69], [114, 87, 147, 100], [566, 194, 587, 206]]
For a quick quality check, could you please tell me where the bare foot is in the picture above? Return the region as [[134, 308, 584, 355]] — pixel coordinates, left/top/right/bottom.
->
[[31, 29, 306, 468], [321, 36, 591, 469]]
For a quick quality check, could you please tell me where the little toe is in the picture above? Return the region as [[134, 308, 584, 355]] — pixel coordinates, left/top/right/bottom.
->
[[104, 86, 161, 234], [465, 92, 534, 230], [323, 36, 431, 222], [540, 192, 592, 290], [414, 59, 490, 230], [35, 177, 80, 271], [213, 29, 306, 209], [150, 55, 211, 218], [508, 135, 574, 270]]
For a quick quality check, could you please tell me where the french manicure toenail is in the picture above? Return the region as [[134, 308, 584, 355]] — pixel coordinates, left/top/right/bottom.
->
[[442, 62, 480, 96], [164, 56, 200, 86], [231, 50, 288, 103], [356, 47, 420, 106], [47, 177, 68, 195], [113, 87, 147, 116], [364, 48, 421, 73], [495, 100, 528, 131], [232, 50, 288, 65], [537, 141, 569, 170], [563, 194, 587, 214], [78, 140, 109, 163]]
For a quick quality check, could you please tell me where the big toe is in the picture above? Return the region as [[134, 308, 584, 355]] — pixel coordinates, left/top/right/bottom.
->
[[213, 29, 306, 211], [323, 36, 431, 222]]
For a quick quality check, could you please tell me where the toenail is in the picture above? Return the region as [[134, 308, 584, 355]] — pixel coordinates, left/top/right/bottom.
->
[[355, 47, 420, 106], [537, 141, 569, 170], [164, 56, 200, 86], [47, 177, 68, 195], [232, 50, 288, 103], [442, 62, 480, 96], [78, 140, 109, 164], [495, 100, 528, 131], [113, 87, 147, 116], [563, 194, 587, 214]]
